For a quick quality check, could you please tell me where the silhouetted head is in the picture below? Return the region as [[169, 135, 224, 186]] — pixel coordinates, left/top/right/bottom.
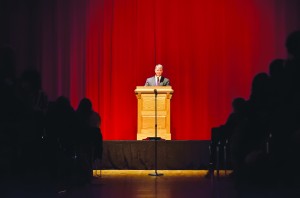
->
[[268, 59, 284, 78], [232, 97, 246, 113], [285, 30, 300, 59], [77, 98, 93, 113], [55, 96, 71, 109], [251, 72, 269, 92]]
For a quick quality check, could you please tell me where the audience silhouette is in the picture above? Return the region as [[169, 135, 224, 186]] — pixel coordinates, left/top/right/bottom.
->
[[0, 46, 104, 195], [209, 30, 300, 192], [76, 98, 103, 184]]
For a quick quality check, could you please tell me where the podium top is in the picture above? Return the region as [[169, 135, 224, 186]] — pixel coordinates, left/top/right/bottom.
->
[[134, 86, 174, 94]]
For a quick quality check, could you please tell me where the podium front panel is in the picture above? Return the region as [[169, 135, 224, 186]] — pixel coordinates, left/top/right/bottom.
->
[[135, 86, 173, 140]]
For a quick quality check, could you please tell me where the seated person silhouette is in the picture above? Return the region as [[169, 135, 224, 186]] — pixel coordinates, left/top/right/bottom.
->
[[207, 97, 247, 176]]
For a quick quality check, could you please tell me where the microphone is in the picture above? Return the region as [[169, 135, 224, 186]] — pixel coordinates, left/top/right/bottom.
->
[[154, 89, 158, 95]]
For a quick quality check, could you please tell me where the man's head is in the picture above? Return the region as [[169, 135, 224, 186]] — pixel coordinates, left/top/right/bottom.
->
[[155, 64, 163, 77]]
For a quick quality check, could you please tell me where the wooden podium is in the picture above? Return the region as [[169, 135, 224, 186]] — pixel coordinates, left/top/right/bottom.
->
[[134, 86, 174, 140]]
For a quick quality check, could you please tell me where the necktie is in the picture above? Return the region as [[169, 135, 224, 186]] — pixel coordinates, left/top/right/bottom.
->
[[157, 77, 160, 86]]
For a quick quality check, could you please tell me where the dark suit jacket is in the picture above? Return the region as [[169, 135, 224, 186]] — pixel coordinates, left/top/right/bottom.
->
[[145, 76, 170, 86]]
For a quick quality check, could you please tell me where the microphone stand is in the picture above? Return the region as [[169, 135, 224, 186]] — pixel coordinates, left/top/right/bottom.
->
[[149, 89, 163, 176]]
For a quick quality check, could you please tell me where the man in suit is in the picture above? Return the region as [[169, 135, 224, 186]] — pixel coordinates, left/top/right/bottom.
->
[[145, 64, 170, 86]]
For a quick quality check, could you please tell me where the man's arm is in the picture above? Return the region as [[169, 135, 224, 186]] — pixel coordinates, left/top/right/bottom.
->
[[145, 78, 150, 86], [164, 78, 170, 86]]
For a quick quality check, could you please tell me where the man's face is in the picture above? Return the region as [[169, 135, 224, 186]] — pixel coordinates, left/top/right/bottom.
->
[[155, 68, 163, 77]]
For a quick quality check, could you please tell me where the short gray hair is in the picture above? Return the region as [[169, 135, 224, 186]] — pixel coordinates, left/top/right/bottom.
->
[[155, 64, 163, 70]]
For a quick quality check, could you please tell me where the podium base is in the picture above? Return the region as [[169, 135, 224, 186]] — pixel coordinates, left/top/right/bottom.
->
[[148, 137, 162, 140], [149, 172, 163, 176], [138, 133, 170, 140]]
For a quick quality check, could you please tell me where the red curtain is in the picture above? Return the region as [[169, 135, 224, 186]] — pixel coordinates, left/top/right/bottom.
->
[[2, 0, 300, 140]]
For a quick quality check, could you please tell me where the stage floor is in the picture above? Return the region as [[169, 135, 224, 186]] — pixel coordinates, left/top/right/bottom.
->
[[98, 140, 210, 170], [5, 170, 297, 198]]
